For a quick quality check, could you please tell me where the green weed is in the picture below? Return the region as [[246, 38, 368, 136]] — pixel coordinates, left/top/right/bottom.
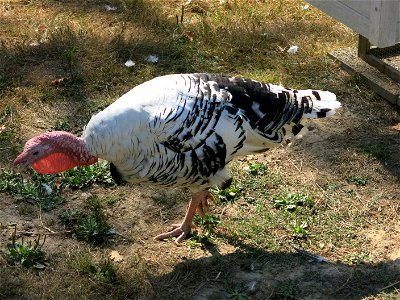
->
[[69, 250, 117, 283], [6, 228, 46, 269], [224, 283, 250, 300], [89, 259, 117, 282], [272, 192, 313, 212], [345, 73, 367, 89], [0, 106, 12, 124], [344, 251, 373, 264], [346, 175, 372, 186], [194, 215, 221, 234], [59, 208, 82, 228], [78, 215, 110, 242], [0, 128, 15, 146], [189, 215, 221, 247], [64, 46, 78, 77], [53, 118, 71, 131], [187, 234, 213, 248], [103, 195, 124, 206], [0, 170, 23, 192], [0, 170, 63, 210], [0, 74, 13, 94], [59, 196, 114, 244], [211, 185, 241, 203], [274, 280, 300, 299], [292, 221, 308, 239], [355, 144, 389, 160], [246, 162, 268, 176], [61, 162, 115, 189], [0, 164, 115, 210]]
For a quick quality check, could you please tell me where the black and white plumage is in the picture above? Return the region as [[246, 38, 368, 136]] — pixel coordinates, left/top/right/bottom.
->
[[14, 73, 340, 243], [83, 73, 340, 191]]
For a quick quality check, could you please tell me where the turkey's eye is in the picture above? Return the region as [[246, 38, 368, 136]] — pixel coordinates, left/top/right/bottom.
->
[[33, 151, 39, 156]]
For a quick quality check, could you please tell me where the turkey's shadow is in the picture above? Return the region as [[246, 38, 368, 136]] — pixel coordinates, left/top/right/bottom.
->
[[149, 240, 400, 300]]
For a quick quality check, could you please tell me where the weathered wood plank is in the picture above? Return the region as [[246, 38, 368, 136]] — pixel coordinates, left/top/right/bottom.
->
[[369, 0, 399, 47], [308, 0, 370, 37], [343, 0, 371, 18], [308, 0, 400, 47], [329, 48, 400, 106]]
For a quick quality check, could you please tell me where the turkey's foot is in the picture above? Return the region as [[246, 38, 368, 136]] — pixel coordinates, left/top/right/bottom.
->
[[154, 190, 212, 244], [154, 223, 195, 244]]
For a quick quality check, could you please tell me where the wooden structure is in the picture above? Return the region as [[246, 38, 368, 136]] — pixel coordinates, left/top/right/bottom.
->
[[308, 0, 400, 48], [308, 0, 400, 106], [358, 36, 400, 83]]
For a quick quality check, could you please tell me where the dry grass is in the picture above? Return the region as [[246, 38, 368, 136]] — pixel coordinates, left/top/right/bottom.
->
[[1, 0, 399, 299]]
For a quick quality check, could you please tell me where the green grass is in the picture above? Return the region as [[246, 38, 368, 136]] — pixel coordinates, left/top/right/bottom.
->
[[245, 162, 268, 176], [68, 249, 117, 283], [87, 259, 117, 283], [0, 163, 114, 210], [355, 144, 390, 160], [344, 251, 373, 264], [211, 184, 241, 203], [292, 221, 308, 239], [0, 75, 13, 94], [221, 161, 375, 252], [188, 215, 221, 248]]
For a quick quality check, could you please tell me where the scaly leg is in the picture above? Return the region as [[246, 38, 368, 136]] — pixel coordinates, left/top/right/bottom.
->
[[154, 190, 213, 243]]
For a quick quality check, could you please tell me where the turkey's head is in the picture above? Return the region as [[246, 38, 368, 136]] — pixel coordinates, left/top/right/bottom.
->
[[14, 131, 98, 174]]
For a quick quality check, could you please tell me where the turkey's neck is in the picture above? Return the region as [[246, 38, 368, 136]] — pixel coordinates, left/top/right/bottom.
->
[[65, 136, 98, 166], [56, 132, 98, 166]]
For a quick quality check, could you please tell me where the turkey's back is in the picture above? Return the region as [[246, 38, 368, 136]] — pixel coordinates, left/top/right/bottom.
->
[[194, 74, 340, 155]]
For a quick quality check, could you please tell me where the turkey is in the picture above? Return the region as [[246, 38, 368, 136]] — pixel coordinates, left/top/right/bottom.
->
[[14, 73, 341, 243]]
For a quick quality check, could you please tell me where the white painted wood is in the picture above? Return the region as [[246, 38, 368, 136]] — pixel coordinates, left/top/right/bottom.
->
[[308, 0, 370, 38], [369, 1, 383, 46], [369, 1, 399, 47], [308, 0, 400, 47], [343, 0, 371, 18]]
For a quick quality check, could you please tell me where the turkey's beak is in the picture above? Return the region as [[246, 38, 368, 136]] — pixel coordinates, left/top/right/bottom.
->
[[14, 152, 30, 169]]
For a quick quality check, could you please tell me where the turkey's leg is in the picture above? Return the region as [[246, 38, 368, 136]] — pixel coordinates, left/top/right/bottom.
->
[[154, 190, 212, 243]]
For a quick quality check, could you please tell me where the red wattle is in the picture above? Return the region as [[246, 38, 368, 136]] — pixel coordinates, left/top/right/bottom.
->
[[31, 153, 79, 174]]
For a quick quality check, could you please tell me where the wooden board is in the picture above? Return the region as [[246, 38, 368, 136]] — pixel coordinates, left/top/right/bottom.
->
[[308, 0, 400, 47], [329, 48, 400, 107], [308, 0, 370, 38]]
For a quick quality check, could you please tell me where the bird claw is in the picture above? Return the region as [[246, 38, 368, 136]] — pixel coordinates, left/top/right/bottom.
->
[[154, 190, 213, 244], [154, 223, 192, 244]]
